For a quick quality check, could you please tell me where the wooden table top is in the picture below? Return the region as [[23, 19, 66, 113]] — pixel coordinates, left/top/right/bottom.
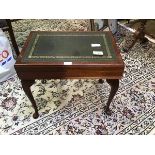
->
[[15, 31, 124, 79]]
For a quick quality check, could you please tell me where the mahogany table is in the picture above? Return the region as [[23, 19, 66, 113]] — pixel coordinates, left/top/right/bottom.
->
[[15, 31, 124, 119]]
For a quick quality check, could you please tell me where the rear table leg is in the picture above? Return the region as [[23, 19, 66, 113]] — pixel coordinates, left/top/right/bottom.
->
[[41, 80, 47, 84], [104, 79, 119, 115], [21, 80, 39, 119], [99, 79, 104, 83]]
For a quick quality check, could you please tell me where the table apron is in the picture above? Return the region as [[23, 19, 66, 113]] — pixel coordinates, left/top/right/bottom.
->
[[16, 70, 123, 79]]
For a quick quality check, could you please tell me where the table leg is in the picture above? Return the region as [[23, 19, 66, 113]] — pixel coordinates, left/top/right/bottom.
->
[[21, 80, 39, 119], [41, 79, 47, 84], [104, 79, 119, 115], [99, 79, 104, 83]]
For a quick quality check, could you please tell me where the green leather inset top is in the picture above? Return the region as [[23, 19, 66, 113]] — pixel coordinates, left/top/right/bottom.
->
[[22, 32, 117, 62]]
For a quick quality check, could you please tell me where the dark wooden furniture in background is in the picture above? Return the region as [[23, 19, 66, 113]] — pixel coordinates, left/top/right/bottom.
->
[[15, 31, 124, 119], [121, 19, 148, 52], [0, 19, 20, 56], [90, 19, 108, 31], [90, 19, 95, 31]]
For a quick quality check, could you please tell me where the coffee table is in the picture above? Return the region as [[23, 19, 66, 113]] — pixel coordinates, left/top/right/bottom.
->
[[15, 31, 124, 119]]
